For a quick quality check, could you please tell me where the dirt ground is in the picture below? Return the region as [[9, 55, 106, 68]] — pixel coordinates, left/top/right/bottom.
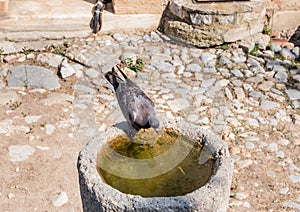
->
[[0, 67, 84, 211]]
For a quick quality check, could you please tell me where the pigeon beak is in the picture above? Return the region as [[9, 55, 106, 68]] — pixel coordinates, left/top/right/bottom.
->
[[154, 128, 159, 134]]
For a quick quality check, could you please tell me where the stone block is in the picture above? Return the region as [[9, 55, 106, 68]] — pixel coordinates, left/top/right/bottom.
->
[[0, 0, 9, 15], [160, 0, 266, 47], [112, 0, 168, 14], [272, 11, 300, 31], [78, 119, 233, 211]]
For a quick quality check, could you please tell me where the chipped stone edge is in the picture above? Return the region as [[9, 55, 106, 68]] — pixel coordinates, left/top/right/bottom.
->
[[77, 119, 233, 212]]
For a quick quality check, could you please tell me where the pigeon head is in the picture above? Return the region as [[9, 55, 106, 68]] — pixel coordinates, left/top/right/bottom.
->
[[149, 115, 160, 134]]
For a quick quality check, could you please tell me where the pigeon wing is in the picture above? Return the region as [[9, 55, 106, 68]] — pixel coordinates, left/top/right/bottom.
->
[[128, 91, 156, 129]]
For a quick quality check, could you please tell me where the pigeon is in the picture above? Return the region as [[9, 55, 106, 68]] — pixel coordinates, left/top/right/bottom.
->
[[105, 65, 160, 139], [90, 0, 105, 34]]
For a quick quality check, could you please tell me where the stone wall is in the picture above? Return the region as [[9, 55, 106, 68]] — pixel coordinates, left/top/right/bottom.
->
[[110, 0, 300, 32], [0, 0, 9, 15], [266, 0, 300, 31], [112, 0, 168, 14], [159, 0, 266, 47]]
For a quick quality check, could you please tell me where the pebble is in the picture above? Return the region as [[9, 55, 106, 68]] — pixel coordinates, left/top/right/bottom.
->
[[280, 187, 289, 195], [236, 159, 253, 169], [249, 91, 266, 99], [294, 138, 300, 145], [187, 114, 199, 122], [246, 118, 259, 128], [7, 193, 15, 199], [58, 58, 75, 79], [51, 192, 69, 207], [40, 93, 74, 106], [245, 142, 255, 149], [202, 78, 216, 88], [289, 175, 300, 183], [260, 100, 279, 110], [286, 89, 300, 100], [271, 44, 282, 53], [9, 145, 35, 162], [186, 63, 201, 73], [281, 48, 296, 60], [235, 192, 249, 200], [282, 202, 300, 210], [45, 124, 56, 135], [85, 68, 99, 79], [200, 52, 216, 65], [246, 136, 259, 142], [234, 87, 246, 102], [267, 143, 278, 152], [267, 170, 277, 178], [288, 164, 300, 172], [73, 84, 96, 94], [151, 61, 175, 73], [232, 69, 244, 77], [0, 89, 20, 106], [276, 151, 285, 158], [37, 53, 64, 67], [167, 98, 190, 113], [197, 117, 210, 125], [275, 110, 292, 122], [259, 142, 268, 149], [275, 71, 288, 83], [25, 115, 42, 124], [258, 81, 274, 91]]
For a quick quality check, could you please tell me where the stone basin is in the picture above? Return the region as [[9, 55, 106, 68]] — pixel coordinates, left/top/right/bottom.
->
[[159, 0, 266, 47], [77, 120, 233, 211]]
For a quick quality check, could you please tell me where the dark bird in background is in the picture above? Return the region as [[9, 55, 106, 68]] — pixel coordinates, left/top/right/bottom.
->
[[105, 65, 160, 139], [90, 0, 105, 34]]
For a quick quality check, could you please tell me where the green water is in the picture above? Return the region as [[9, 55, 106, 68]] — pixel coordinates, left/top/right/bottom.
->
[[96, 129, 215, 197]]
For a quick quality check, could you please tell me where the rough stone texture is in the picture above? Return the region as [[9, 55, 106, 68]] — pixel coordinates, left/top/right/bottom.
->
[[266, 0, 300, 31], [0, 0, 9, 15], [77, 120, 233, 212], [51, 192, 69, 207], [0, 90, 19, 106], [9, 145, 35, 162], [159, 0, 266, 47], [112, 0, 168, 14], [7, 65, 61, 90]]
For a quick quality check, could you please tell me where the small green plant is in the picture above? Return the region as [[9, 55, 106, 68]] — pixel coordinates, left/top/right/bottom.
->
[[22, 46, 34, 55], [216, 43, 229, 51], [262, 24, 272, 36], [52, 48, 66, 57], [124, 58, 144, 73], [107, 32, 113, 37], [6, 100, 22, 110], [249, 43, 260, 55]]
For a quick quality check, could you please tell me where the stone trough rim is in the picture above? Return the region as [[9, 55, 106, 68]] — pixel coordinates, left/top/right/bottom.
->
[[77, 119, 233, 211], [170, 0, 259, 16]]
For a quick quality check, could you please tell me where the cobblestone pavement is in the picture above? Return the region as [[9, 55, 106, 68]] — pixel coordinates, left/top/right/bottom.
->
[[0, 31, 300, 211]]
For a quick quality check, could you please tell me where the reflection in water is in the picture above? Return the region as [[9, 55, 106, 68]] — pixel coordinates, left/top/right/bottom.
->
[[97, 129, 215, 197]]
